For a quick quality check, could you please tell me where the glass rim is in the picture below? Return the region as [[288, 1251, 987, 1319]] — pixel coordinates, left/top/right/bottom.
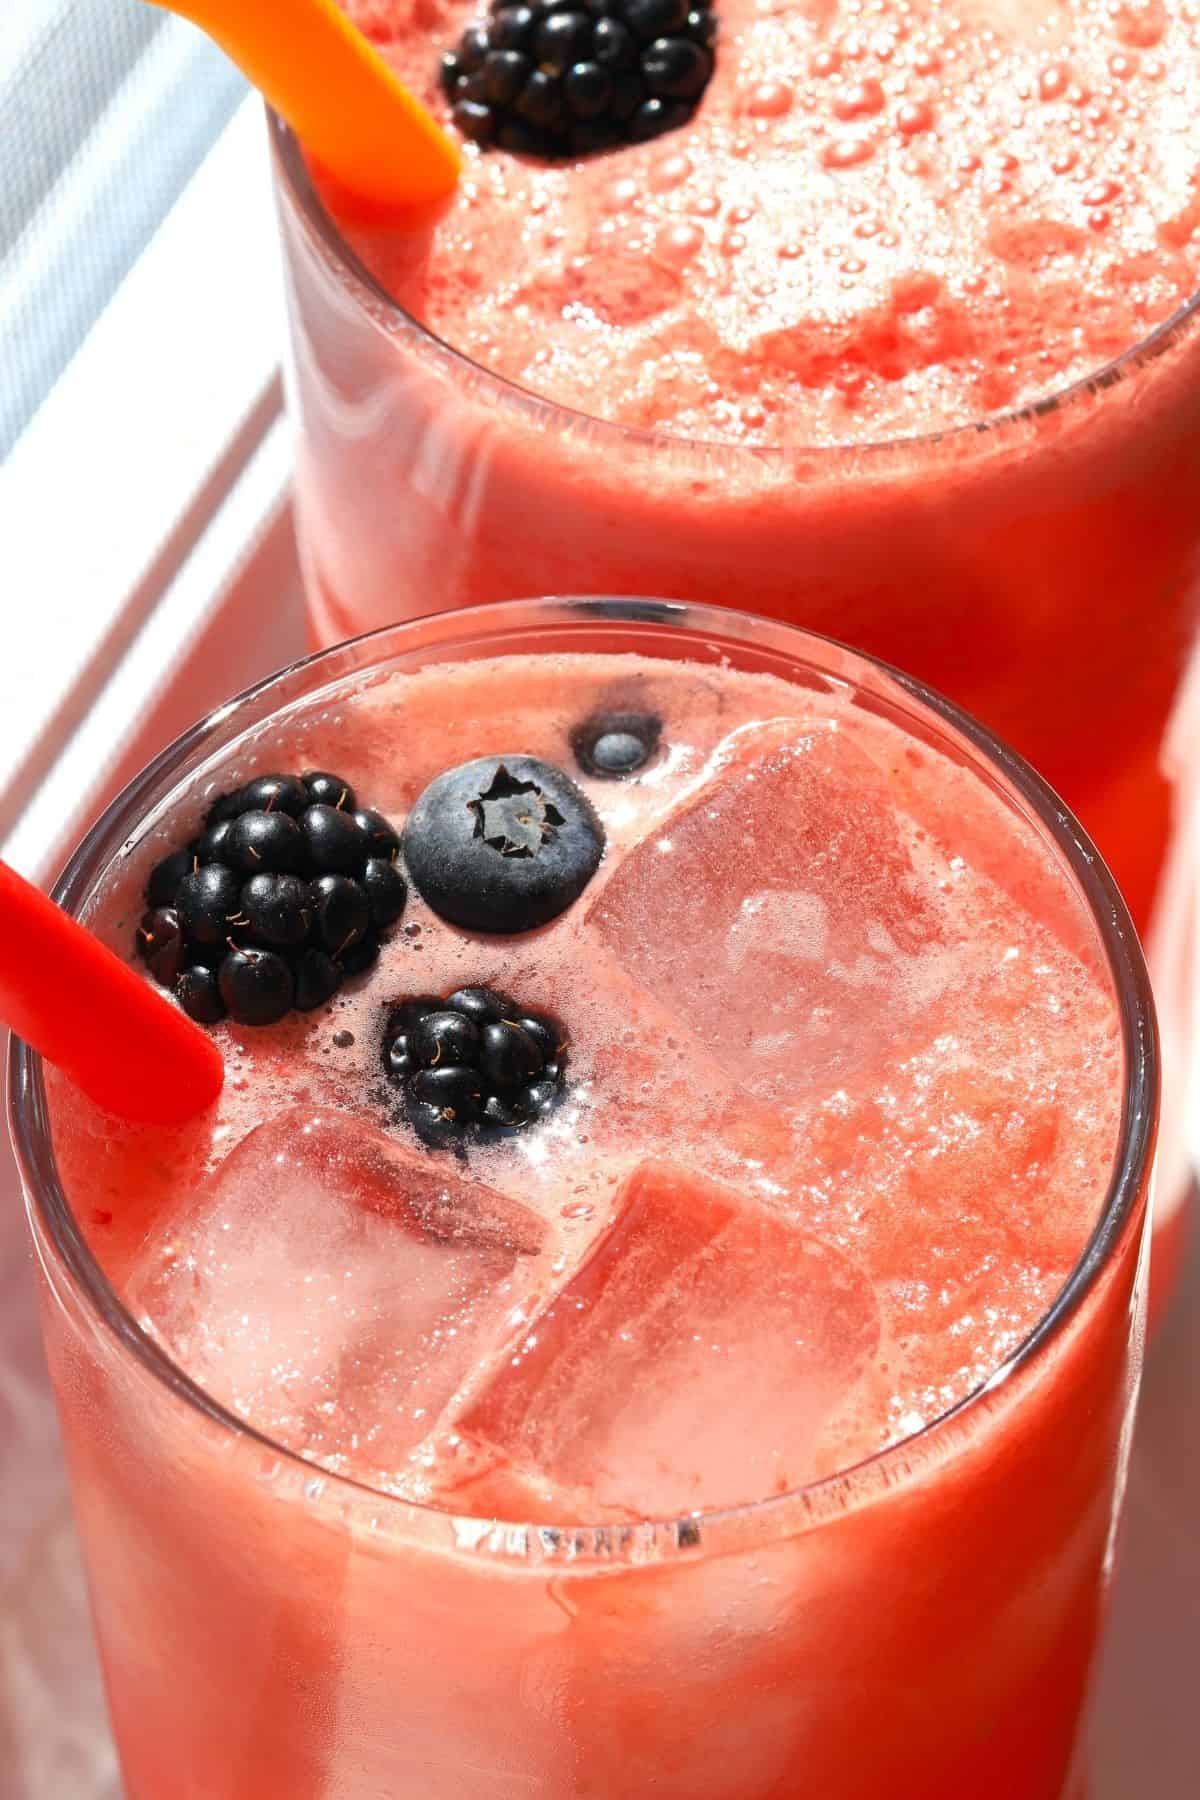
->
[[269, 109, 1200, 464], [8, 596, 1158, 1563]]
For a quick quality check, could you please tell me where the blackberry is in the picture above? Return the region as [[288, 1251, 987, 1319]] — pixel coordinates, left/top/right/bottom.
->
[[176, 964, 226, 1025], [176, 865, 242, 946], [302, 804, 371, 874], [294, 948, 342, 1013], [303, 769, 357, 810], [310, 873, 370, 957], [235, 774, 309, 817], [382, 988, 567, 1148], [136, 769, 404, 1027], [440, 0, 718, 159], [135, 908, 187, 987], [227, 810, 306, 875], [355, 809, 402, 859], [241, 874, 312, 948], [362, 857, 409, 928], [147, 844, 197, 909], [219, 947, 294, 1027]]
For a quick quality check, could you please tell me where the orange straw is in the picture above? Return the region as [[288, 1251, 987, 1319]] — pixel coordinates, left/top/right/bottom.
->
[[0, 861, 223, 1126], [148, 0, 462, 214]]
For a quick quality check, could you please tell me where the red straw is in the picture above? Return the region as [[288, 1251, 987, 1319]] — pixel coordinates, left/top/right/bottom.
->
[[0, 861, 224, 1125]]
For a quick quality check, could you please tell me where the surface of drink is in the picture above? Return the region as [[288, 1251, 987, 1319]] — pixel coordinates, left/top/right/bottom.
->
[[16, 603, 1152, 1799], [343, 0, 1200, 447], [275, 0, 1200, 1303]]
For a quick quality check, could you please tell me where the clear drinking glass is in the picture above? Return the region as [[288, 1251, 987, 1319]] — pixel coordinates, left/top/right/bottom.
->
[[10, 598, 1156, 1800], [269, 117, 1194, 1310]]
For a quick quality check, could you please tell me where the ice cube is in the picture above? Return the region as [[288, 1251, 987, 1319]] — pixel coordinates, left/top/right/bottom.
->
[[453, 1162, 879, 1519], [129, 1110, 546, 1483], [589, 720, 955, 1103]]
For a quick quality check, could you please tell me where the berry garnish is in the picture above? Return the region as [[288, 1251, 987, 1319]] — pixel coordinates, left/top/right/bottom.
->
[[136, 771, 405, 1027], [177, 865, 243, 946], [176, 964, 225, 1025], [303, 769, 357, 810], [439, 0, 717, 159], [146, 845, 196, 910], [571, 710, 662, 778], [135, 908, 187, 987], [402, 757, 604, 933], [383, 988, 567, 1148], [241, 874, 312, 948], [218, 947, 294, 1027], [227, 810, 306, 875]]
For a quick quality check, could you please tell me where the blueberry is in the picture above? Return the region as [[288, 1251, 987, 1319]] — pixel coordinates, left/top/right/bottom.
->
[[310, 873, 370, 956], [175, 964, 226, 1024], [386, 1032, 416, 1082], [236, 774, 309, 817], [354, 809, 401, 859], [412, 1010, 481, 1069], [480, 1019, 544, 1091], [302, 770, 357, 811], [136, 908, 186, 987], [218, 947, 294, 1026], [302, 804, 370, 875], [227, 810, 306, 875], [293, 948, 342, 1012], [338, 931, 381, 976], [146, 844, 197, 908], [445, 985, 519, 1024], [241, 873, 312, 948], [176, 865, 242, 946], [362, 857, 408, 928], [402, 756, 604, 932], [571, 710, 662, 778], [411, 1063, 485, 1121]]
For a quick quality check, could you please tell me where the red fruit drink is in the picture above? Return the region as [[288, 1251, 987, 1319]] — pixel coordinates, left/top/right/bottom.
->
[[273, 0, 1200, 1309], [14, 601, 1154, 1799]]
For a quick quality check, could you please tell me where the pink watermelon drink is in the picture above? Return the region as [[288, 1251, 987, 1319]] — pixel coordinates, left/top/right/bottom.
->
[[13, 600, 1154, 1799], [273, 0, 1199, 1307]]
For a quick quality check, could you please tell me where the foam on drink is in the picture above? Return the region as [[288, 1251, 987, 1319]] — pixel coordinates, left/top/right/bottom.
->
[[49, 651, 1120, 1521], [337, 0, 1200, 441]]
